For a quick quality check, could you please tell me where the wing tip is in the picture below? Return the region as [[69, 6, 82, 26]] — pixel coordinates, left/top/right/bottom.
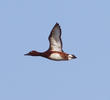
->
[[54, 22, 61, 30], [55, 22, 60, 26]]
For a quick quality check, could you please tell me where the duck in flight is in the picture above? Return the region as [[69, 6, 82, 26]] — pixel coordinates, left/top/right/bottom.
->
[[25, 23, 77, 61]]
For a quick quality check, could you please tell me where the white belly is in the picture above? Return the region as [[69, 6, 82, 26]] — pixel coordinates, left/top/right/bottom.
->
[[49, 53, 63, 60]]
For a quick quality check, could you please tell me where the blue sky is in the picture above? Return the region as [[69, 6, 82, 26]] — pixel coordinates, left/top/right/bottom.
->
[[0, 0, 110, 100]]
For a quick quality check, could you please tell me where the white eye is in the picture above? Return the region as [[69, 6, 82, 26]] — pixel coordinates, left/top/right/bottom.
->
[[68, 55, 73, 57], [68, 55, 73, 60]]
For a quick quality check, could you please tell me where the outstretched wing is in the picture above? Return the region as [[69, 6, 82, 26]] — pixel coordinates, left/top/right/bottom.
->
[[48, 23, 63, 52]]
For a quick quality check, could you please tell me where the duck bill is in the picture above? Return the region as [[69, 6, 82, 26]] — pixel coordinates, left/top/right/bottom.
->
[[72, 55, 77, 59]]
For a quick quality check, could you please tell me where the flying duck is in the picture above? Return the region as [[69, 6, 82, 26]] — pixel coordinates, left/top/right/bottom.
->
[[25, 23, 77, 61]]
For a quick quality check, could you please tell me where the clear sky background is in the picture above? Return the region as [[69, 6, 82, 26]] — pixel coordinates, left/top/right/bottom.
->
[[0, 0, 110, 100]]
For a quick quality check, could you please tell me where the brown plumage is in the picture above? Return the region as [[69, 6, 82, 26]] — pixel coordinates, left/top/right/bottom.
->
[[24, 23, 76, 61]]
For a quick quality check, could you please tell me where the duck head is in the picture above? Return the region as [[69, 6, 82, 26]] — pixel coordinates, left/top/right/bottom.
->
[[68, 54, 77, 60], [24, 50, 40, 56]]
